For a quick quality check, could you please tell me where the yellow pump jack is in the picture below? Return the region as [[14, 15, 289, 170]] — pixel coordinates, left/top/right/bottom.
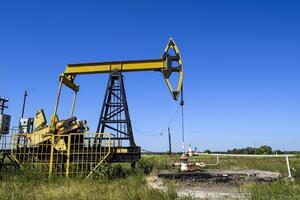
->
[[26, 38, 183, 153]]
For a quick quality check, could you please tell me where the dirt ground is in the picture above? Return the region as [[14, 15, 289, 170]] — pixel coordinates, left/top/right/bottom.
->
[[147, 175, 249, 199], [147, 169, 283, 199]]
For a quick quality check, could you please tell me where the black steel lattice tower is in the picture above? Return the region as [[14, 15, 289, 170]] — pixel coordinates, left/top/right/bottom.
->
[[96, 72, 136, 148]]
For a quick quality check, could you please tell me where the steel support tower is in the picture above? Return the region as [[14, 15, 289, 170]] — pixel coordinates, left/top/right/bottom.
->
[[97, 72, 140, 164]]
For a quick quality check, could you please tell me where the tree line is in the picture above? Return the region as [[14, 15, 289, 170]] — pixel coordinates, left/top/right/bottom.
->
[[204, 145, 286, 155]]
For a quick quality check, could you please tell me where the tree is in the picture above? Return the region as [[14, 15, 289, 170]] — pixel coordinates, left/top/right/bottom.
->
[[246, 147, 255, 154], [274, 149, 284, 155], [257, 145, 272, 155], [204, 149, 211, 154]]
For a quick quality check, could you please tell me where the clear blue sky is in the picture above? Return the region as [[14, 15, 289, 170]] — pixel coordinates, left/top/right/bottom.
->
[[1, 0, 299, 151]]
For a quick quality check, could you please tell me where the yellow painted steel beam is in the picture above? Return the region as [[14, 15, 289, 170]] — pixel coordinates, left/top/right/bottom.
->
[[60, 38, 183, 100], [50, 38, 183, 130], [50, 38, 183, 127], [64, 59, 165, 75]]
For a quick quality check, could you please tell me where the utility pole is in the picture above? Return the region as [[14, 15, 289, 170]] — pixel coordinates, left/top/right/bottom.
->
[[168, 127, 172, 156], [0, 97, 8, 114], [21, 91, 28, 118], [0, 97, 10, 135], [19, 90, 28, 133]]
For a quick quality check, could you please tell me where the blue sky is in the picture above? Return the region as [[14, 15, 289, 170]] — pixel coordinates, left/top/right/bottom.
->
[[1, 0, 299, 151]]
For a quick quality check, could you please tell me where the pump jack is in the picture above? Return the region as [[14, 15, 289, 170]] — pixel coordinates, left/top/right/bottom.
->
[[21, 38, 183, 168]]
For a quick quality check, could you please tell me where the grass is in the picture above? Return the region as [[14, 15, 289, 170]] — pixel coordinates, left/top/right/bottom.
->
[[247, 181, 300, 200], [0, 163, 193, 200], [140, 154, 300, 199], [140, 154, 300, 178], [0, 154, 299, 200], [0, 171, 186, 200]]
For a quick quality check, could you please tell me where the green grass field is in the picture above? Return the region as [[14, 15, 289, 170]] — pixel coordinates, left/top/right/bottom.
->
[[140, 154, 300, 199], [0, 154, 299, 200], [0, 172, 184, 200]]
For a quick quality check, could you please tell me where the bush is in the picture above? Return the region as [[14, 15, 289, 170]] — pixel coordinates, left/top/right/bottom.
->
[[137, 158, 154, 174], [93, 163, 137, 179]]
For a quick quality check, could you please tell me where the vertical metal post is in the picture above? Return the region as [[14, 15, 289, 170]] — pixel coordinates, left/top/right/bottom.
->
[[49, 135, 55, 178], [66, 135, 71, 177], [286, 156, 292, 178], [180, 84, 185, 153], [168, 127, 172, 155], [108, 132, 111, 154], [70, 91, 77, 117]]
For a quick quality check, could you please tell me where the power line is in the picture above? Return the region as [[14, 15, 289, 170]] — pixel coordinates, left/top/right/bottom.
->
[[133, 103, 181, 137], [133, 127, 163, 136], [159, 104, 181, 133]]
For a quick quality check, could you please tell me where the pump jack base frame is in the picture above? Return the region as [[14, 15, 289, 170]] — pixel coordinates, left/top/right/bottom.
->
[[108, 146, 141, 163]]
